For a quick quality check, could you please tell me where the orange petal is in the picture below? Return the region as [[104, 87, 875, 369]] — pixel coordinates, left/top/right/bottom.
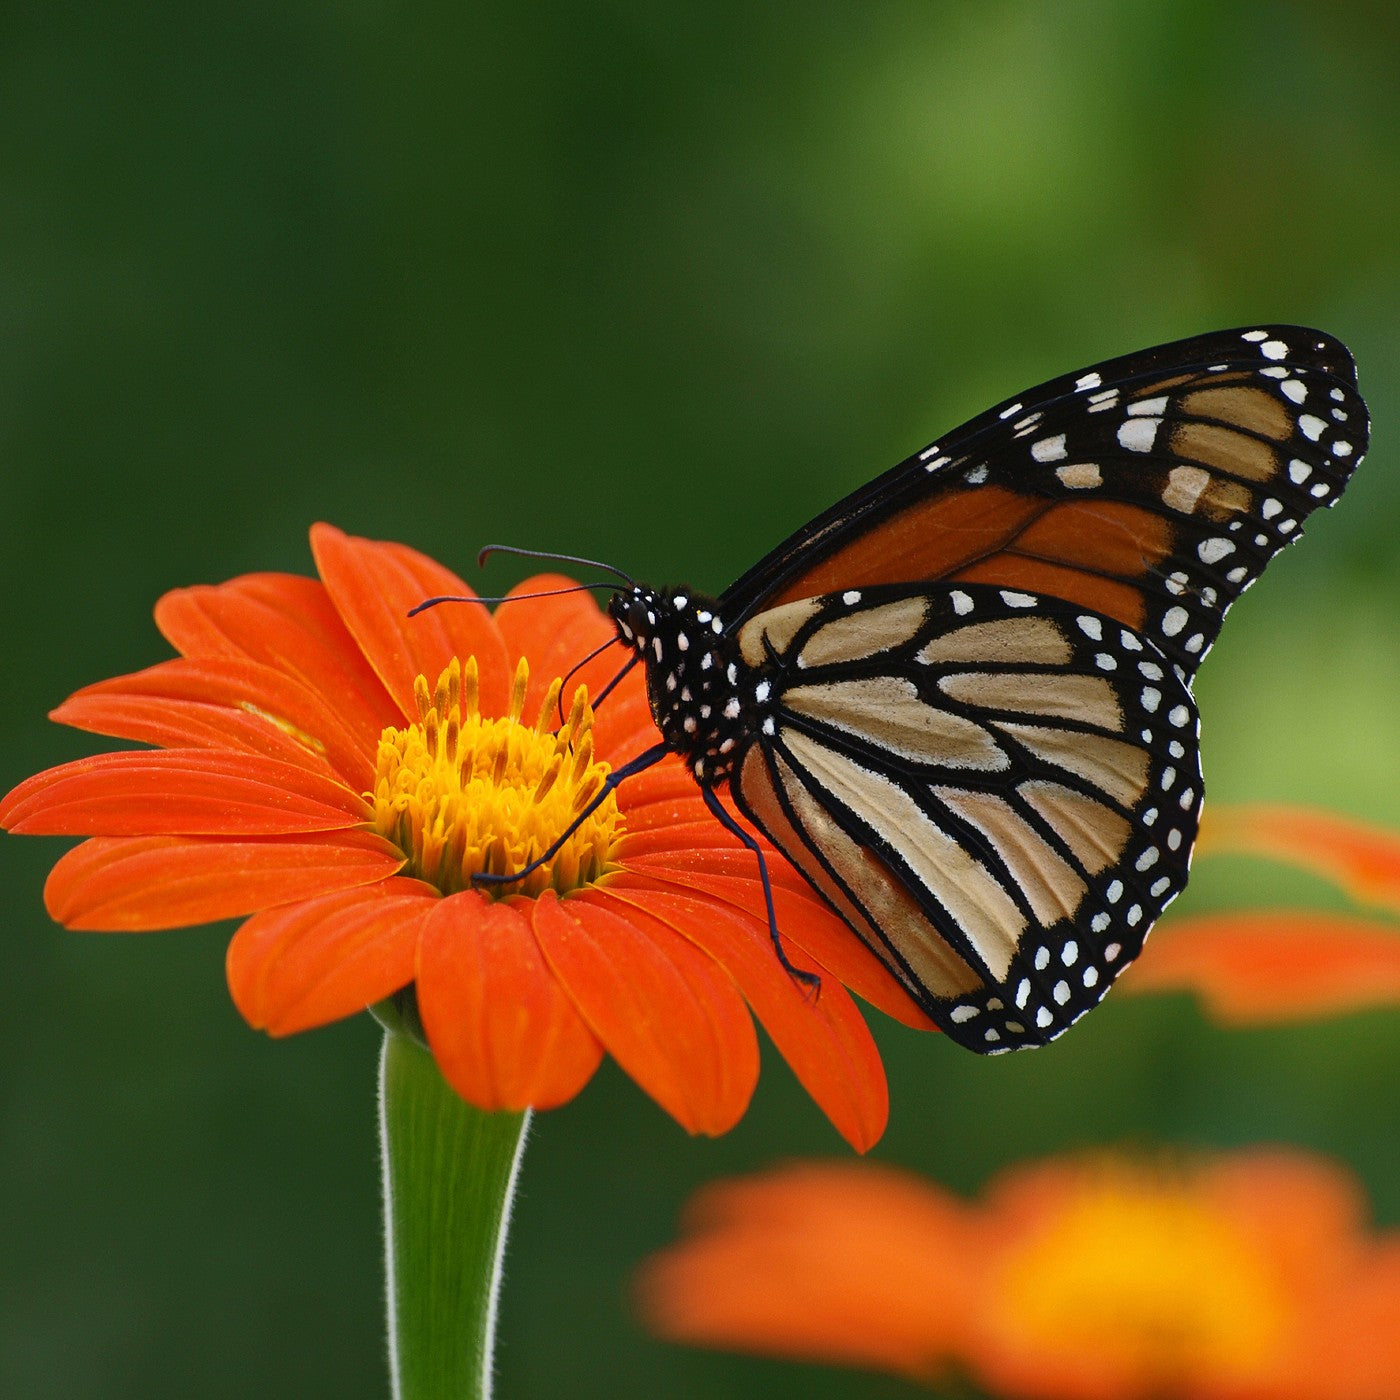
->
[[309, 523, 511, 719], [533, 889, 759, 1135], [154, 570, 399, 745], [0, 749, 369, 836], [1125, 911, 1400, 1023], [52, 657, 376, 789], [600, 883, 888, 1152], [615, 857, 935, 1032], [1201, 805, 1400, 916], [45, 831, 404, 930], [416, 891, 603, 1111], [226, 877, 436, 1035], [637, 1162, 973, 1382]]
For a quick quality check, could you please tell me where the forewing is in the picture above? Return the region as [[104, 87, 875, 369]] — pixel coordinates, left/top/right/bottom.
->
[[719, 326, 1367, 682], [732, 584, 1201, 1051]]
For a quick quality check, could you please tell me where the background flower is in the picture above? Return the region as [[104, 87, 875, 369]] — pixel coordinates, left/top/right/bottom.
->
[[638, 1149, 1400, 1400], [1125, 806, 1400, 1023]]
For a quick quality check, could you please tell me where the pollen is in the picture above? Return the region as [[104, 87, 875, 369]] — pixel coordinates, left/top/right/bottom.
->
[[369, 656, 622, 898]]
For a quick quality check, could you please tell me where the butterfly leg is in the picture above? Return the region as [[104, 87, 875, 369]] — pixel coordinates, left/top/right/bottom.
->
[[472, 740, 669, 889], [701, 785, 821, 997]]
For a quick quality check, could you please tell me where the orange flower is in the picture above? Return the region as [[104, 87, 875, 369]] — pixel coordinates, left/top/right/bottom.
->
[[1, 523, 934, 1148], [638, 1149, 1400, 1400], [1125, 805, 1400, 1023]]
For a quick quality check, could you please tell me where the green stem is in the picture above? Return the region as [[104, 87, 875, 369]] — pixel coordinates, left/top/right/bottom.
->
[[378, 1030, 531, 1400]]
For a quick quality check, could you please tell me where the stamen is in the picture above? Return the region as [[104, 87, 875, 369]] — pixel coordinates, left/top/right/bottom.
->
[[368, 656, 623, 898]]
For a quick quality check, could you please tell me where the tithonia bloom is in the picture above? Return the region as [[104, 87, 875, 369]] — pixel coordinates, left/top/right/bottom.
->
[[638, 1149, 1400, 1400], [0, 523, 937, 1149], [1125, 804, 1400, 1023]]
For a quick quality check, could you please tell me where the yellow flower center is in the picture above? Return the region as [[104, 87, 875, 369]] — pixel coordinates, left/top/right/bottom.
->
[[992, 1164, 1293, 1384], [369, 656, 622, 898]]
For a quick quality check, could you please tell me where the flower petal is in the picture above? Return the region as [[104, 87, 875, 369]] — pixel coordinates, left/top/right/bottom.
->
[[227, 877, 436, 1035], [1, 750, 369, 836], [310, 523, 511, 719], [45, 832, 404, 930], [615, 855, 935, 1031], [52, 657, 377, 789], [636, 1162, 973, 1382], [532, 889, 758, 1135], [154, 570, 399, 745], [416, 890, 603, 1111], [1201, 804, 1400, 916], [1126, 911, 1400, 1023], [598, 882, 889, 1152]]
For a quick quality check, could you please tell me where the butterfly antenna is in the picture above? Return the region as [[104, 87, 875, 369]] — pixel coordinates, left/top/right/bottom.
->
[[408, 582, 618, 618], [477, 543, 636, 587]]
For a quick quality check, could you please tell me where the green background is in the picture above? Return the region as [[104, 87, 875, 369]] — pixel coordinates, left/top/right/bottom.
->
[[4, 3, 1400, 1396]]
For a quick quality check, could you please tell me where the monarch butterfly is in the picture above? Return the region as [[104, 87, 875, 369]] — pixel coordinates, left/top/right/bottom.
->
[[493, 327, 1369, 1053]]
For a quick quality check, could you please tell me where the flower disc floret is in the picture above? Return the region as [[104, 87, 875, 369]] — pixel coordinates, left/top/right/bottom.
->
[[370, 654, 621, 897]]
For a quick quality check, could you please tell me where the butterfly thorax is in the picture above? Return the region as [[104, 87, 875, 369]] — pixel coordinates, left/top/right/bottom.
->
[[607, 585, 751, 785]]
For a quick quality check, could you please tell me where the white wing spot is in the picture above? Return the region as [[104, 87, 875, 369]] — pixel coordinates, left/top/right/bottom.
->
[[1001, 590, 1037, 608], [1031, 434, 1068, 463], [923, 455, 951, 473], [1061, 940, 1079, 965], [1334, 440, 1354, 457], [1034, 946, 1050, 971], [1260, 339, 1289, 360], [1107, 880, 1124, 904], [1280, 379, 1306, 404], [1057, 462, 1102, 489], [1198, 537, 1234, 564], [950, 1004, 978, 1023], [1083, 966, 1100, 989], [964, 464, 989, 484], [1241, 330, 1268, 342], [1141, 686, 1162, 713], [1077, 615, 1103, 640], [998, 402, 1024, 420], [1168, 704, 1190, 728], [1128, 395, 1168, 416], [1118, 417, 1161, 453], [842, 590, 862, 606], [1091, 913, 1110, 933], [1298, 414, 1326, 441], [1161, 606, 1188, 636], [1105, 941, 1123, 961], [1036, 1006, 1054, 1028], [1076, 371, 1102, 391], [1053, 980, 1071, 1005], [950, 590, 974, 616]]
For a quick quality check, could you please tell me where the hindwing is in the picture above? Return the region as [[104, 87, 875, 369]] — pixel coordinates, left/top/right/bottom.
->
[[731, 583, 1201, 1049]]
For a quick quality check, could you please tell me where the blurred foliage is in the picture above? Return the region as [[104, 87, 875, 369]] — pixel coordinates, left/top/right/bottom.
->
[[2, 2, 1398, 1397]]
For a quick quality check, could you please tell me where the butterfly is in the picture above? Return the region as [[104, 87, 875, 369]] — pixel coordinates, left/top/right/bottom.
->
[[512, 327, 1368, 1053]]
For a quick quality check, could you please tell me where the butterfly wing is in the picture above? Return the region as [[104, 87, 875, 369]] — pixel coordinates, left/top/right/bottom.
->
[[715, 325, 1366, 1049], [720, 326, 1367, 682], [730, 583, 1200, 1049]]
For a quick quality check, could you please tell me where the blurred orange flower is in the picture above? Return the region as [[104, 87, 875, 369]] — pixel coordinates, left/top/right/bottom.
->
[[638, 1149, 1400, 1400], [1, 523, 935, 1148], [1125, 805, 1400, 1023]]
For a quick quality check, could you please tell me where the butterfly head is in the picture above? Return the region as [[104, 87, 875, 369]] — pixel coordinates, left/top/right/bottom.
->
[[606, 584, 749, 783]]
